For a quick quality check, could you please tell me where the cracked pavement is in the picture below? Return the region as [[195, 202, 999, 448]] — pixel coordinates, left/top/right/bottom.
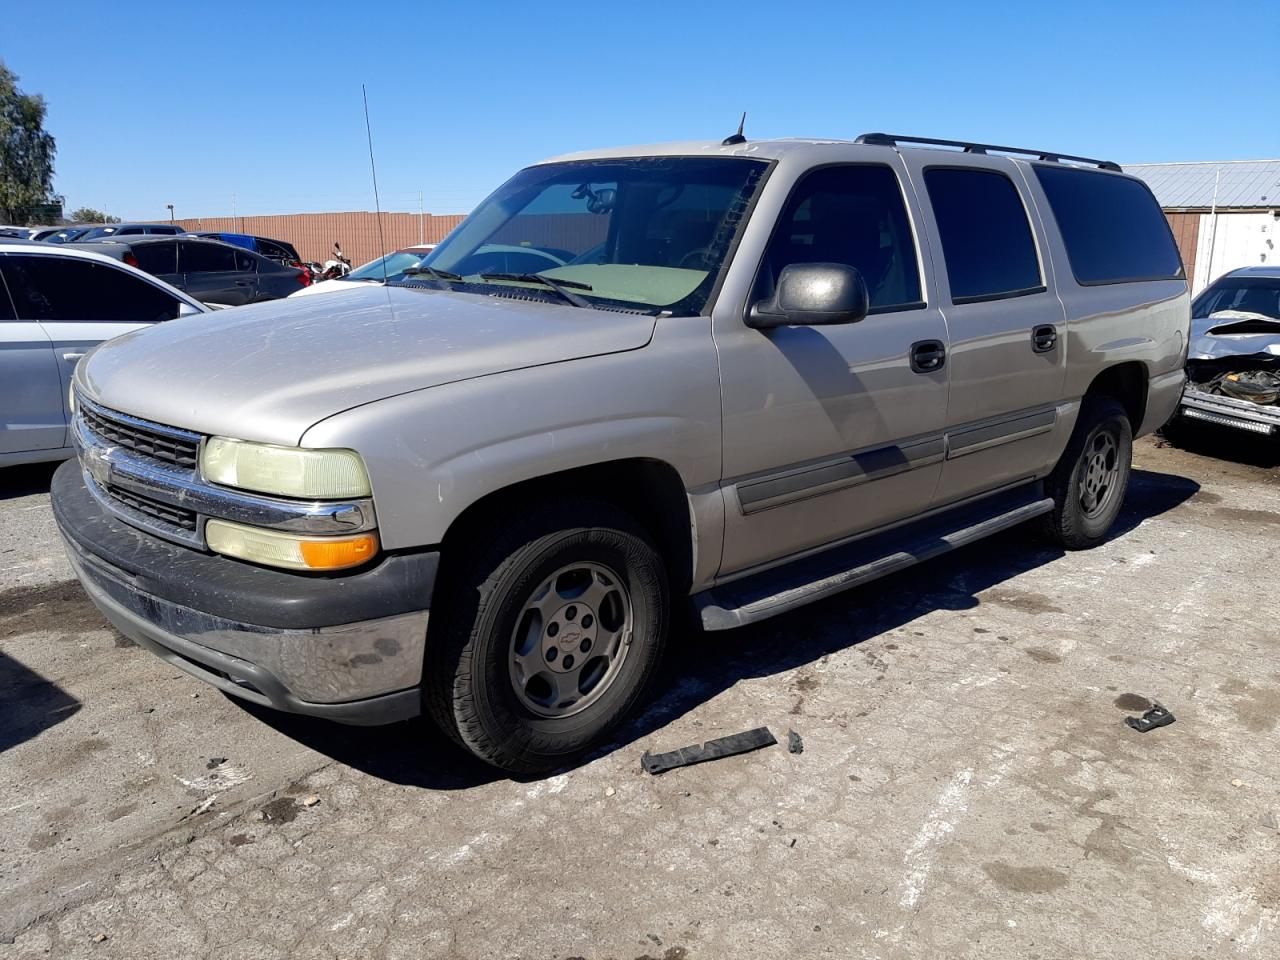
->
[[3, 434, 1279, 959]]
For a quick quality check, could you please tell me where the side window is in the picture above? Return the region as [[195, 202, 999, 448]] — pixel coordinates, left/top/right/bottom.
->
[[233, 250, 258, 272], [762, 165, 922, 312], [118, 227, 143, 236], [1034, 166, 1184, 284], [1, 256, 181, 323], [179, 242, 237, 273], [132, 241, 178, 276], [924, 167, 1043, 303], [150, 226, 180, 235]]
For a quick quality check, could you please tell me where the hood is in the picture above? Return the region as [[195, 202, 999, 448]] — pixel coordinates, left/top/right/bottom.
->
[[287, 277, 380, 298], [79, 285, 657, 445], [1189, 311, 1280, 361]]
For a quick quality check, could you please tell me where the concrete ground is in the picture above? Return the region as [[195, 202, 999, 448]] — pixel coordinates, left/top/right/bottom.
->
[[2, 433, 1278, 960]]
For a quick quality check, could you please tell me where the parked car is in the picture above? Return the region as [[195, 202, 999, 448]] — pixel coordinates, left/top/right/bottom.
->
[[28, 225, 70, 242], [82, 235, 312, 305], [76, 223, 186, 241], [191, 232, 305, 268], [289, 244, 435, 298], [1165, 265, 1280, 441], [52, 133, 1188, 773], [0, 242, 208, 468], [43, 225, 98, 244]]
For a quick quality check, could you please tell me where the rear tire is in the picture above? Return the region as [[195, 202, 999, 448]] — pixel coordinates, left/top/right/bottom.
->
[[1040, 396, 1132, 550], [425, 499, 669, 774]]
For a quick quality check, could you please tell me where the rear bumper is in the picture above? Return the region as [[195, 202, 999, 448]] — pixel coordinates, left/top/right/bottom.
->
[[52, 460, 437, 725], [1178, 389, 1280, 438]]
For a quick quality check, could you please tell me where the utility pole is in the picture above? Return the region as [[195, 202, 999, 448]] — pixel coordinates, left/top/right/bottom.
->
[[231, 192, 237, 231], [166, 203, 174, 225], [419, 191, 425, 245]]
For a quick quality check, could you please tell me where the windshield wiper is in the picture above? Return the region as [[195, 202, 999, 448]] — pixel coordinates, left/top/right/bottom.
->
[[479, 272, 593, 308], [402, 265, 463, 281]]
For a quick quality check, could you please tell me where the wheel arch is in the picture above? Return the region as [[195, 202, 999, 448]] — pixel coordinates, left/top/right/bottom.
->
[[1083, 360, 1148, 432], [438, 457, 696, 596]]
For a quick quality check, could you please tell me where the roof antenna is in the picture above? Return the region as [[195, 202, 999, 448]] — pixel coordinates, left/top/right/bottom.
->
[[362, 83, 389, 282], [722, 112, 747, 146]]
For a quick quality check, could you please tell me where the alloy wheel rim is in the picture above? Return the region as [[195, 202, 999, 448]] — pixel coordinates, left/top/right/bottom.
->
[[1080, 430, 1119, 518], [509, 561, 634, 719]]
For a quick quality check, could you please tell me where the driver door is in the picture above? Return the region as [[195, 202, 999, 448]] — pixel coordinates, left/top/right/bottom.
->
[[713, 159, 951, 576]]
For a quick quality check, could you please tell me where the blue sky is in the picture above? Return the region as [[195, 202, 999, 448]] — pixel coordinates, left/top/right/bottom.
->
[[3, 0, 1277, 220]]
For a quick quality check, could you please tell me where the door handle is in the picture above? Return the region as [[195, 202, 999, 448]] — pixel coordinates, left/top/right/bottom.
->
[[1032, 324, 1058, 353], [234, 280, 252, 286], [62, 352, 85, 362], [910, 339, 946, 374]]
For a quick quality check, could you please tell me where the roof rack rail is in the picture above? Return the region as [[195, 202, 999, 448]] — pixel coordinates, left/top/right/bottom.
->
[[854, 133, 1122, 172]]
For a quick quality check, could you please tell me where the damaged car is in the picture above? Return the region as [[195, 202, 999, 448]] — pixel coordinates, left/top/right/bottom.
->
[[1167, 265, 1280, 441]]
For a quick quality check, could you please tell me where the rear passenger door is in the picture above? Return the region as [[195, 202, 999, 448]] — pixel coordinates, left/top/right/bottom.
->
[[179, 241, 253, 305], [904, 157, 1069, 506], [714, 159, 951, 575], [1, 254, 184, 444], [0, 263, 65, 454]]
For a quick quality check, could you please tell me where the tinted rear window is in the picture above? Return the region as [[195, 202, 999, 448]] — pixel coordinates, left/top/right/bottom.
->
[[1034, 166, 1183, 285], [924, 167, 1042, 303], [133, 241, 177, 275]]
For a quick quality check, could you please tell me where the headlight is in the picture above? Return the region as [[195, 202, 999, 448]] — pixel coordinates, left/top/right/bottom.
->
[[206, 519, 379, 571], [201, 438, 371, 499]]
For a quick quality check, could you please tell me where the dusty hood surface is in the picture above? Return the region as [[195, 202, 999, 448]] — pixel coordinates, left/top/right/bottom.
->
[[1189, 311, 1280, 361], [79, 285, 656, 445]]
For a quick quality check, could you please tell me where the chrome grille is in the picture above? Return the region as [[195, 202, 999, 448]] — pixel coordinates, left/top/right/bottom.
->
[[103, 482, 199, 532], [80, 403, 199, 469]]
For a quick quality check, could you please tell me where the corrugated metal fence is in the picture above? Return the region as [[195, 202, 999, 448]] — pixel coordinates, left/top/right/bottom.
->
[[174, 211, 466, 267]]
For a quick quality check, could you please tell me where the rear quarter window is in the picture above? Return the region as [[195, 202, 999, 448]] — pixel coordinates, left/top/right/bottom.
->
[[1034, 166, 1183, 285]]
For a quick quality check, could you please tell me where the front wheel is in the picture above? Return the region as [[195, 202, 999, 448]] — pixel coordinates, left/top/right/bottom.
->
[[1040, 396, 1133, 550], [425, 500, 669, 774]]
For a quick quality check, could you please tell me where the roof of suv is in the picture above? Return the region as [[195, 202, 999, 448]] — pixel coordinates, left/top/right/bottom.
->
[[1222, 265, 1280, 279], [541, 135, 1124, 173]]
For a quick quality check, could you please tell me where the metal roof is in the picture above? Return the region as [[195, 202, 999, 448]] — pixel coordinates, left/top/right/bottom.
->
[[1125, 160, 1280, 210]]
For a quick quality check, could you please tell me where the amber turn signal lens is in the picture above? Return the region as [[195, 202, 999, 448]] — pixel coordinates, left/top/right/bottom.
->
[[299, 533, 379, 571]]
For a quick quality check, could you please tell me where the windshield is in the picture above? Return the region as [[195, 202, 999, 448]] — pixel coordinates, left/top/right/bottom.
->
[[1193, 279, 1280, 320], [345, 250, 431, 282], [399, 156, 769, 315]]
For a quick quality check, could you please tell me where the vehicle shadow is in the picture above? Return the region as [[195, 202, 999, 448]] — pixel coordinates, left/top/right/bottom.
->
[[0, 650, 82, 753], [0, 462, 60, 500], [1158, 424, 1280, 468], [233, 467, 1199, 787]]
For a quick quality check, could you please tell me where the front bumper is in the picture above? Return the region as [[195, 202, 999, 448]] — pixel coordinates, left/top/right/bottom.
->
[[52, 460, 438, 725], [1178, 388, 1280, 438]]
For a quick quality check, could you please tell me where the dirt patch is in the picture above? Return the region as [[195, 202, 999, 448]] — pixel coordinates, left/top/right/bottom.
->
[[228, 833, 254, 847], [1220, 680, 1280, 733], [1024, 648, 1062, 664], [104, 803, 136, 823], [1189, 490, 1223, 505], [1113, 693, 1151, 712], [985, 591, 1064, 616], [983, 862, 1069, 893], [1213, 507, 1280, 527], [259, 797, 301, 823]]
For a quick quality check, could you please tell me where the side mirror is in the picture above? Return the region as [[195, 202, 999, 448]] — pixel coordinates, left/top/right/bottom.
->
[[177, 301, 203, 317], [748, 262, 870, 329]]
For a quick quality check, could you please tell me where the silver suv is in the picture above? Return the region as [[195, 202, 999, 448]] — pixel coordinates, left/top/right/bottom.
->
[[53, 133, 1190, 773]]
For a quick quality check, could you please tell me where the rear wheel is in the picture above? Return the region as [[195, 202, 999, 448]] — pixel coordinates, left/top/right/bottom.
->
[[1041, 396, 1132, 549], [425, 500, 668, 774]]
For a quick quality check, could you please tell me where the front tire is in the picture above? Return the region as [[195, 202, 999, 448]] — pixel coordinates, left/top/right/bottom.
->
[[1041, 396, 1133, 549], [425, 500, 669, 774]]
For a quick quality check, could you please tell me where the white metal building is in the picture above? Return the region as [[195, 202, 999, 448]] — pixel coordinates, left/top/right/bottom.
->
[[1126, 159, 1280, 294]]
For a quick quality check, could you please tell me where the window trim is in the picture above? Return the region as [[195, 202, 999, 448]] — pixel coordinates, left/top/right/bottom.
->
[[922, 163, 1048, 306], [1031, 162, 1186, 288], [747, 161, 929, 321]]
